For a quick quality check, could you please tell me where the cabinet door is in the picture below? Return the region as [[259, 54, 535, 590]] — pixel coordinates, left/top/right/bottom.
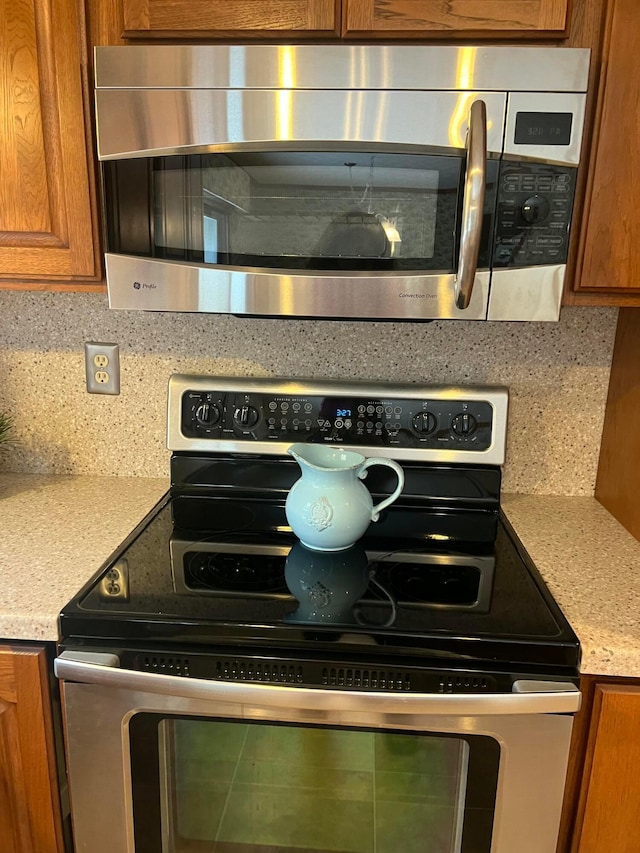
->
[[122, 0, 339, 36], [343, 0, 568, 37], [572, 0, 640, 297], [0, 646, 64, 853], [0, 0, 100, 286], [571, 684, 640, 852]]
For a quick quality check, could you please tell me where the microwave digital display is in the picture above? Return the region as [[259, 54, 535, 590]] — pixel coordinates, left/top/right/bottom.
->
[[514, 112, 573, 146]]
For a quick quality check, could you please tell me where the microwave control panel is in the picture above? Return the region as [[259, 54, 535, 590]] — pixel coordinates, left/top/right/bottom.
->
[[180, 389, 496, 452], [493, 162, 576, 268]]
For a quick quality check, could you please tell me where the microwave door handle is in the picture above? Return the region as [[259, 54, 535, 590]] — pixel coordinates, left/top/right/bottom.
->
[[454, 99, 487, 310], [55, 652, 580, 715]]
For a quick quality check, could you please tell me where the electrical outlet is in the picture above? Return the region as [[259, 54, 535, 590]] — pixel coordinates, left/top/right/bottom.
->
[[85, 342, 120, 395], [98, 560, 130, 602]]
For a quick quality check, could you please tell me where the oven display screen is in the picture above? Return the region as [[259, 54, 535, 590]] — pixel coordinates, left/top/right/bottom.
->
[[514, 112, 573, 146], [335, 408, 352, 418]]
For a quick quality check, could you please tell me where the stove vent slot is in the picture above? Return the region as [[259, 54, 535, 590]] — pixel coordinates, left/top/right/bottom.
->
[[322, 668, 411, 691], [215, 660, 303, 684], [439, 674, 490, 693], [141, 656, 191, 676]]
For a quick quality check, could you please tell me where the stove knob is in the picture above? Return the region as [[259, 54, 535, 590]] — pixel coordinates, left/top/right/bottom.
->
[[233, 405, 260, 430], [412, 412, 437, 435], [195, 401, 220, 427], [451, 413, 477, 436], [521, 195, 550, 224]]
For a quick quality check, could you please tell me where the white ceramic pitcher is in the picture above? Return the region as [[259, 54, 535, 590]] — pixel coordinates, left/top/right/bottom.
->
[[285, 443, 405, 551]]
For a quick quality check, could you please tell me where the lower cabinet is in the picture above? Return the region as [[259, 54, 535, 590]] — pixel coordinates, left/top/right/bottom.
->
[[559, 676, 640, 852], [0, 645, 64, 853]]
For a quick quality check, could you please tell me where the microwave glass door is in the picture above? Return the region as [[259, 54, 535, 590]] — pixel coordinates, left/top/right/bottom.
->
[[129, 715, 499, 853], [104, 152, 498, 273]]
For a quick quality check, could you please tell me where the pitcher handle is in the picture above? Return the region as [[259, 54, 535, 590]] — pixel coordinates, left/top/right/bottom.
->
[[358, 458, 405, 522]]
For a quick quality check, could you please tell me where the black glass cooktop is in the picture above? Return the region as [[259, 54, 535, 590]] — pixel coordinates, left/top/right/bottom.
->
[[59, 491, 580, 676]]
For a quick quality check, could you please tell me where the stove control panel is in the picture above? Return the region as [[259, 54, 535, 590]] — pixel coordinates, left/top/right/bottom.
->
[[169, 376, 509, 465]]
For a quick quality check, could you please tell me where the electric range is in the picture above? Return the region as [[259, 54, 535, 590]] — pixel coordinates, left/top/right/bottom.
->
[[58, 375, 580, 692]]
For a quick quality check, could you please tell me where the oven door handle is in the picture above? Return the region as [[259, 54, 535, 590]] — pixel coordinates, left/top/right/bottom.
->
[[454, 99, 487, 310], [55, 652, 580, 715]]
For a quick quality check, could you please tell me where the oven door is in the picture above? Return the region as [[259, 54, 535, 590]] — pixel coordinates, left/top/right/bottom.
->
[[98, 89, 506, 320], [56, 652, 579, 853]]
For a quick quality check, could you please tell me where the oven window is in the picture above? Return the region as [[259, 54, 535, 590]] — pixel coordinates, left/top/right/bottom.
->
[[104, 152, 498, 273], [130, 716, 498, 853]]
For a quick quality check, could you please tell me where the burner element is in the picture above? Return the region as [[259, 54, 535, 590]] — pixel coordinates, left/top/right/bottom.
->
[[185, 551, 288, 594], [380, 562, 481, 606]]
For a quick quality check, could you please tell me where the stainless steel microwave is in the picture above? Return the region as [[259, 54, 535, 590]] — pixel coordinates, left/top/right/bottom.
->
[[95, 45, 589, 322]]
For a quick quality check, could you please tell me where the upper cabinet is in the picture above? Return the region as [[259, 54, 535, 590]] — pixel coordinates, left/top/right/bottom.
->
[[567, 0, 640, 304], [118, 0, 567, 38], [121, 0, 340, 37], [0, 0, 101, 289], [343, 0, 569, 38]]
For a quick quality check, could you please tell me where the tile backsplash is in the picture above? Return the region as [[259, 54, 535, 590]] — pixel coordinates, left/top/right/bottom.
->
[[0, 292, 617, 495]]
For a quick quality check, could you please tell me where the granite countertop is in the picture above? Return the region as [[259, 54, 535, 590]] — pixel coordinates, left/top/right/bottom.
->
[[501, 493, 640, 678], [1, 474, 639, 678], [0, 474, 169, 641]]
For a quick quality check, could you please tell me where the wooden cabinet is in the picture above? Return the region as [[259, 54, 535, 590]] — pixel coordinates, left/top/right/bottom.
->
[[0, 0, 102, 291], [568, 0, 640, 305], [0, 645, 64, 853], [559, 677, 640, 852], [343, 0, 569, 38], [594, 309, 640, 539], [121, 0, 339, 37], [118, 0, 568, 38]]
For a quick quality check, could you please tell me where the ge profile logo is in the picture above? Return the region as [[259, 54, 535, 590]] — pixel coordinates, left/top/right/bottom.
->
[[132, 281, 157, 290], [133, 281, 141, 290]]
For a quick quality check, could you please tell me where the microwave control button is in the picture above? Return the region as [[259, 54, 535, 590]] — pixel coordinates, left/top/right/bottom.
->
[[195, 401, 221, 427], [537, 236, 564, 247], [521, 195, 550, 224], [412, 411, 437, 435]]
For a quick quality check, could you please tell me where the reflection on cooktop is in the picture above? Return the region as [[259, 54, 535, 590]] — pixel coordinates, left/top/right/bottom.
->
[[170, 534, 495, 618]]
